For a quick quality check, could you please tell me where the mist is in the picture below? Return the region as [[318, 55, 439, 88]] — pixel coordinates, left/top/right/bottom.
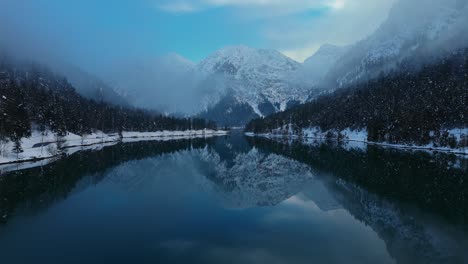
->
[[102, 55, 223, 114], [1, 0, 467, 115], [0, 0, 230, 115]]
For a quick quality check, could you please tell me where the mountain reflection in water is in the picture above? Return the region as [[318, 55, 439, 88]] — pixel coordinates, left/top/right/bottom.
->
[[0, 133, 467, 264]]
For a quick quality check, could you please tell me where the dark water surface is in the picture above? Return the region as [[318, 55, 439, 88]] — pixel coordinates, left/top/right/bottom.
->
[[0, 133, 467, 264]]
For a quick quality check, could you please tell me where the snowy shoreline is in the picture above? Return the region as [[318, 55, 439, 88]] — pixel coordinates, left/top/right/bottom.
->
[[0, 130, 229, 170], [245, 128, 468, 156]]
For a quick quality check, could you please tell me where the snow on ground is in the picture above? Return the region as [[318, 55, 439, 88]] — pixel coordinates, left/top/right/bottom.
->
[[302, 127, 368, 142], [447, 128, 468, 142], [0, 129, 229, 170], [0, 141, 119, 174], [246, 127, 468, 155]]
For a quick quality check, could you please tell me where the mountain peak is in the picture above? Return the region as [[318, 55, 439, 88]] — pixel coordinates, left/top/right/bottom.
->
[[198, 45, 299, 76], [196, 45, 308, 124]]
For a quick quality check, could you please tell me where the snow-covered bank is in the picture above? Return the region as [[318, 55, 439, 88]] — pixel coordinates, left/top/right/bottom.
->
[[0, 129, 229, 169], [245, 127, 468, 155]]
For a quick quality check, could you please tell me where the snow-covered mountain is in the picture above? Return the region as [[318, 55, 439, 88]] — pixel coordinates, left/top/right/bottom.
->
[[100, 0, 468, 127], [109, 0, 468, 126], [197, 45, 311, 126], [100, 45, 350, 126], [327, 0, 468, 87]]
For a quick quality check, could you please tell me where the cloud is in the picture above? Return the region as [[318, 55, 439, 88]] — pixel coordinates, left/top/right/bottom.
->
[[326, 0, 346, 9], [268, 0, 397, 61], [156, 0, 396, 62], [159, 2, 200, 13], [156, 0, 346, 14]]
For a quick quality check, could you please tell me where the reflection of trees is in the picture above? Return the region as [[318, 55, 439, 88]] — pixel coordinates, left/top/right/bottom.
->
[[250, 137, 468, 264], [2, 132, 467, 263], [248, 137, 468, 223], [326, 179, 468, 263], [0, 138, 212, 224]]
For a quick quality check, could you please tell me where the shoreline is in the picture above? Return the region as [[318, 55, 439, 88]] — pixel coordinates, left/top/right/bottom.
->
[[244, 133, 468, 156], [0, 130, 228, 172]]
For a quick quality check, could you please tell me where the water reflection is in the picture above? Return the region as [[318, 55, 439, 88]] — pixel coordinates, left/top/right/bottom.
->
[[248, 137, 468, 263], [247, 137, 468, 223], [0, 138, 214, 224], [0, 133, 466, 263]]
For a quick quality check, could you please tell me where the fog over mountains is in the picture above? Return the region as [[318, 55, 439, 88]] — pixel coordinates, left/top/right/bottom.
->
[[103, 53, 197, 113], [99, 0, 468, 126], [103, 46, 308, 116], [103, 44, 348, 125], [327, 0, 468, 87], [1, 0, 467, 126]]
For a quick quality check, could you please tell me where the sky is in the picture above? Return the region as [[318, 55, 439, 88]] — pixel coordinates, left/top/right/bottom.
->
[[0, 0, 395, 72]]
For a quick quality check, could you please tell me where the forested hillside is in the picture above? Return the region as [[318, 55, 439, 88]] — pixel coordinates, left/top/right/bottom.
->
[[246, 48, 468, 148], [0, 60, 216, 152]]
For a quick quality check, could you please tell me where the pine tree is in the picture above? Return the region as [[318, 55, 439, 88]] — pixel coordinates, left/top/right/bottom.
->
[[3, 81, 31, 154]]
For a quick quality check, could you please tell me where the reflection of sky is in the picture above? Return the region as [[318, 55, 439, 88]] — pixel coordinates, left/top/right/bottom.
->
[[257, 195, 395, 264], [297, 181, 342, 211], [0, 148, 396, 264]]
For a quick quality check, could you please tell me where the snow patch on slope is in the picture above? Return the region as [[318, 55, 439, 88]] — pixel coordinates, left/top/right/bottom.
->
[[197, 45, 308, 118]]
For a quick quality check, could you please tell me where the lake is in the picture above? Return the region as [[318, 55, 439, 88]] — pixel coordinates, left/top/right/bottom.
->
[[0, 132, 467, 264]]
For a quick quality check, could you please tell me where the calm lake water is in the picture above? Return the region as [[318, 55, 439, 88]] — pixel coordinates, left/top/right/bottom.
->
[[0, 132, 467, 264]]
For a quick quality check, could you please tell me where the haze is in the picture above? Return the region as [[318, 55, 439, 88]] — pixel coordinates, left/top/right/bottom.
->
[[0, 0, 403, 114]]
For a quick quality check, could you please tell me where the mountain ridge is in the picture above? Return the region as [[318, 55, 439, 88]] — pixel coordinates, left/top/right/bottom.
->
[[326, 0, 468, 87]]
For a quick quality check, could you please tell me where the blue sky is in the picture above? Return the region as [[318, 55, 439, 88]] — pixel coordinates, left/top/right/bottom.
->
[[0, 0, 395, 70]]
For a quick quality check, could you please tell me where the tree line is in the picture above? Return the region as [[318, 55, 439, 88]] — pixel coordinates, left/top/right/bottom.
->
[[0, 61, 217, 153], [246, 48, 468, 148]]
